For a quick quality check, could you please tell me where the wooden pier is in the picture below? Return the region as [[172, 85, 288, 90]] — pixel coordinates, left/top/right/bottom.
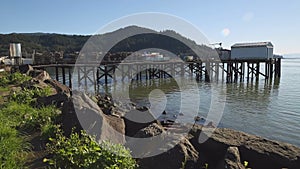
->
[[32, 58, 282, 89]]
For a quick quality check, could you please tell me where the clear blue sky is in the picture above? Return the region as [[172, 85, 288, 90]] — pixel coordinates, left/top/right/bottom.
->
[[1, 0, 299, 54]]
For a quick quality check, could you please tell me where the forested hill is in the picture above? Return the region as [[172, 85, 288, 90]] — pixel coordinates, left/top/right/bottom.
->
[[0, 26, 214, 57], [0, 33, 90, 56]]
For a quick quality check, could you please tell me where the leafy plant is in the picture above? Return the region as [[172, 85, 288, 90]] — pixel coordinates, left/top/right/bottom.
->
[[9, 86, 52, 104], [202, 163, 208, 169], [0, 109, 29, 169], [0, 75, 10, 87], [44, 129, 137, 169], [40, 123, 60, 141], [9, 72, 32, 85], [244, 160, 252, 169], [0, 102, 60, 131], [0, 125, 28, 169], [0, 102, 37, 128], [0, 72, 31, 87]]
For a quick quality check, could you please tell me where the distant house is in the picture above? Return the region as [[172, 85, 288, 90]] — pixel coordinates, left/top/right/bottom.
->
[[231, 42, 274, 61]]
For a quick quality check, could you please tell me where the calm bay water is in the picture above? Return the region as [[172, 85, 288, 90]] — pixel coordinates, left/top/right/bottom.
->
[[47, 58, 300, 147]]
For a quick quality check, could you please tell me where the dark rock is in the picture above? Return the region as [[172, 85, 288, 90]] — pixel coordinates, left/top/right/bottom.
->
[[28, 69, 51, 81], [104, 114, 125, 136], [21, 78, 49, 90], [131, 123, 199, 169], [123, 109, 160, 139], [188, 126, 300, 169], [134, 123, 164, 138], [45, 79, 70, 95], [19, 64, 33, 74], [136, 106, 149, 112], [37, 93, 69, 108], [61, 99, 82, 136], [137, 138, 199, 169], [224, 146, 245, 169]]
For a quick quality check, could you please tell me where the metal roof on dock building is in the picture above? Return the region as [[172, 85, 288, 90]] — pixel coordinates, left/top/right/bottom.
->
[[232, 42, 273, 48]]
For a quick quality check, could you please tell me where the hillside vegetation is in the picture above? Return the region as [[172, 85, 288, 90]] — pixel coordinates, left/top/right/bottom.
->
[[0, 26, 215, 58]]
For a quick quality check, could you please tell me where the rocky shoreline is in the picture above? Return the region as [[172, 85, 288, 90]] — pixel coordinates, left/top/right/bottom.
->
[[12, 65, 300, 168]]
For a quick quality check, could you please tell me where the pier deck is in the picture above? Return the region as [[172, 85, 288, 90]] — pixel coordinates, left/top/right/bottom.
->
[[32, 58, 281, 88]]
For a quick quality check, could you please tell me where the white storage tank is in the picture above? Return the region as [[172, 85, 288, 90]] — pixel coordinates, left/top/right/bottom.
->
[[9, 43, 22, 57], [231, 42, 273, 61]]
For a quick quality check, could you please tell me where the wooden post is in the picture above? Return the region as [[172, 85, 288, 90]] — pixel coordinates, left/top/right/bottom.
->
[[222, 62, 225, 82], [181, 63, 184, 77], [171, 63, 175, 78], [104, 66, 108, 84], [256, 62, 260, 81], [205, 62, 210, 82], [55, 66, 59, 81], [274, 58, 281, 78], [230, 62, 233, 82], [92, 67, 96, 91], [216, 62, 219, 82], [241, 62, 245, 81], [62, 67, 66, 85], [200, 62, 203, 80], [96, 67, 100, 84], [68, 67, 72, 88], [234, 62, 238, 82], [269, 59, 273, 79], [145, 66, 148, 80], [247, 62, 250, 81], [136, 64, 140, 80], [84, 67, 87, 87], [77, 67, 81, 87], [251, 63, 254, 80], [190, 63, 193, 78], [226, 62, 230, 83], [278, 58, 281, 78]]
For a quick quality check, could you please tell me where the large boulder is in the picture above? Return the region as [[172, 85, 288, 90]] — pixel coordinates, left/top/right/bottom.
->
[[19, 64, 33, 74], [37, 93, 69, 108], [104, 114, 125, 136], [28, 69, 51, 82], [45, 79, 70, 95], [21, 78, 57, 95], [189, 126, 300, 169], [61, 99, 83, 136], [123, 108, 160, 139], [129, 123, 199, 169], [224, 146, 245, 169], [71, 91, 125, 144]]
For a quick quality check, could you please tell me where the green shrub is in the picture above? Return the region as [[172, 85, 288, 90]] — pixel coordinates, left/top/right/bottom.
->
[[45, 129, 137, 169], [0, 72, 31, 87], [0, 102, 60, 131], [0, 118, 28, 169], [9, 86, 52, 104], [34, 86, 52, 97], [9, 72, 32, 85], [9, 88, 35, 104], [0, 102, 36, 128], [0, 75, 10, 87], [40, 123, 60, 141], [0, 86, 9, 92]]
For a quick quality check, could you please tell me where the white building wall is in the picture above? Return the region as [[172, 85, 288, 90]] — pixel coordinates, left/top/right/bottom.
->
[[231, 46, 273, 60], [267, 47, 273, 59]]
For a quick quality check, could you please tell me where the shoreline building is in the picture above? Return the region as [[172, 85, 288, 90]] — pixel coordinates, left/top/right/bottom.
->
[[231, 42, 274, 61]]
